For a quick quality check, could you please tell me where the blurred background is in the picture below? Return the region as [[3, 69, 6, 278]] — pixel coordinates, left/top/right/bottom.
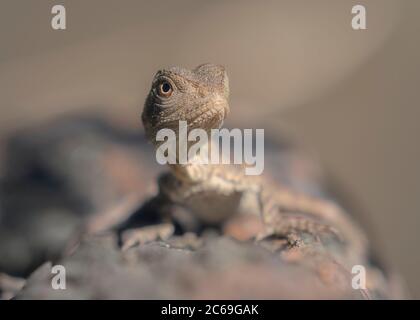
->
[[0, 0, 419, 297]]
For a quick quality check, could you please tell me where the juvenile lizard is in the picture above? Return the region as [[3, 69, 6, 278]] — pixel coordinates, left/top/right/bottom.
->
[[136, 64, 369, 268], [136, 64, 366, 257]]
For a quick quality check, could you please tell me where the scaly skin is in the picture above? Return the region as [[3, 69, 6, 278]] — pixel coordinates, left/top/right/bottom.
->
[[141, 64, 369, 268], [134, 63, 411, 298]]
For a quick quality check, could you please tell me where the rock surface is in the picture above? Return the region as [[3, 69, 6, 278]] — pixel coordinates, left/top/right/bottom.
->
[[0, 116, 158, 276], [15, 234, 362, 299], [0, 116, 403, 299], [0, 116, 323, 279]]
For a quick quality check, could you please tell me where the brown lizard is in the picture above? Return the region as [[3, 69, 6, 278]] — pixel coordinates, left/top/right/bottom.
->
[[134, 63, 369, 268], [111, 63, 410, 298]]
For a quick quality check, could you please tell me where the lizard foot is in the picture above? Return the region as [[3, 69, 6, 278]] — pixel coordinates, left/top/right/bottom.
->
[[223, 214, 265, 241], [121, 223, 174, 251], [286, 232, 305, 248], [255, 228, 304, 248], [255, 214, 344, 247]]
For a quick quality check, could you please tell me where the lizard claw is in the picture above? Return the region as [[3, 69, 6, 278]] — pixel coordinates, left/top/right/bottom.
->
[[121, 223, 174, 251], [255, 227, 275, 241]]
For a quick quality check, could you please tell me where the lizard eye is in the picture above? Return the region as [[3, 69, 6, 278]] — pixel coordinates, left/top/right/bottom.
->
[[157, 81, 173, 98]]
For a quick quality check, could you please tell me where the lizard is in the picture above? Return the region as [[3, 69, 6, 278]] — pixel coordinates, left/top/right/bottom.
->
[[113, 63, 412, 298], [131, 63, 370, 270]]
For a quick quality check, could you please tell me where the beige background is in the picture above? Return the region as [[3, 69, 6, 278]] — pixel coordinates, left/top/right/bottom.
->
[[0, 0, 419, 297]]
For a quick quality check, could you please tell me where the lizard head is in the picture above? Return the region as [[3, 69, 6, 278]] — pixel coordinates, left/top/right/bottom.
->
[[142, 63, 230, 144]]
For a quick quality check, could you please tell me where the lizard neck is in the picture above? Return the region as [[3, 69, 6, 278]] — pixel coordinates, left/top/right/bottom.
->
[[167, 138, 215, 183]]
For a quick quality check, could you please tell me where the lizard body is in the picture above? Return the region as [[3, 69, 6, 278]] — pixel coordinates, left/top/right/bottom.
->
[[140, 64, 368, 267]]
